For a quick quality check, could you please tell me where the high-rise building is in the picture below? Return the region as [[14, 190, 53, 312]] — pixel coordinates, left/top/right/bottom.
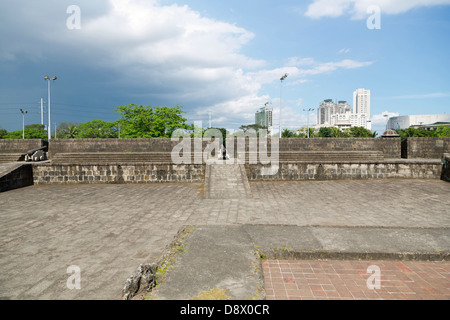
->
[[255, 106, 273, 133], [353, 88, 371, 118], [316, 89, 372, 130]]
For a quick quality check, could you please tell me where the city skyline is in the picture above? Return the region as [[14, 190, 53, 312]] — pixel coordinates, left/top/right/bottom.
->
[[1, 0, 449, 136]]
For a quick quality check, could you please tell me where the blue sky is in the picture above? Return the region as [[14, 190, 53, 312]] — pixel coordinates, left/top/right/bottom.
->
[[0, 0, 449, 135]]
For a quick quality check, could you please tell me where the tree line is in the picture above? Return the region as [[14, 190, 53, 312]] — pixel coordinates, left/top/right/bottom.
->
[[0, 104, 192, 139], [1, 104, 449, 139]]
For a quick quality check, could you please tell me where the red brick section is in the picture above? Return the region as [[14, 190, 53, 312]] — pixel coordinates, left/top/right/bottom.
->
[[263, 260, 450, 300]]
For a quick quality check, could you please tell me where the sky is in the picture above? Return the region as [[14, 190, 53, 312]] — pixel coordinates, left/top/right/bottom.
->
[[0, 0, 449, 135]]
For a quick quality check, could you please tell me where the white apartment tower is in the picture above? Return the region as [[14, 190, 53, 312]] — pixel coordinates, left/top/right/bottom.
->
[[353, 88, 371, 117], [316, 89, 372, 131], [255, 106, 273, 134]]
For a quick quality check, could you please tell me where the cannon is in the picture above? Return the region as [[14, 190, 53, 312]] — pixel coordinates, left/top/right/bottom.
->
[[24, 146, 48, 162]]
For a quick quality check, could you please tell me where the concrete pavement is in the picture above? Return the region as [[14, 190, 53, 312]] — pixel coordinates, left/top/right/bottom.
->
[[0, 178, 449, 299]]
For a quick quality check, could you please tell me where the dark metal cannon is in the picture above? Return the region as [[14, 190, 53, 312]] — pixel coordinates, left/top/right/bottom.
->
[[24, 146, 48, 162]]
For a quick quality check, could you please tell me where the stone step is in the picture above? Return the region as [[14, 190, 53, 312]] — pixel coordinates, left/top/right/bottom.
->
[[0, 154, 24, 163], [51, 152, 181, 163], [233, 151, 385, 162], [205, 162, 252, 199], [49, 151, 385, 164]]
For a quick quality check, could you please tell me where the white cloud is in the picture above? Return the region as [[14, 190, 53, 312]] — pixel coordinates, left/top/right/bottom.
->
[[305, 0, 450, 19], [380, 92, 450, 100], [0, 0, 377, 130], [285, 57, 316, 67], [338, 48, 351, 54], [371, 111, 400, 126], [297, 59, 374, 76]]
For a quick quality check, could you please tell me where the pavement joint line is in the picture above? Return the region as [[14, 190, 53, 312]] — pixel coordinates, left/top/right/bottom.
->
[[123, 224, 450, 300], [1, 178, 449, 300]]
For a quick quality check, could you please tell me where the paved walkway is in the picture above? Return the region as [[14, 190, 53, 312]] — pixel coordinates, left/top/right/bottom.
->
[[0, 178, 449, 299], [263, 260, 450, 300], [205, 163, 252, 199]]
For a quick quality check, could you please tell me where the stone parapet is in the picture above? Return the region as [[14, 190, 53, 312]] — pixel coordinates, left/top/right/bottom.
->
[[32, 163, 205, 185], [246, 159, 442, 181], [405, 137, 450, 159]]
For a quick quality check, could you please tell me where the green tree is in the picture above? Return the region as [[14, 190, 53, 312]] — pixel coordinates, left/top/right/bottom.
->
[[25, 124, 46, 132], [347, 126, 374, 138], [331, 127, 345, 137], [3, 128, 48, 139], [239, 124, 267, 132], [281, 129, 295, 138], [306, 127, 316, 138], [56, 122, 80, 139], [318, 127, 332, 138], [76, 120, 118, 139], [0, 128, 7, 139], [115, 104, 189, 138], [396, 127, 436, 140], [435, 125, 450, 137]]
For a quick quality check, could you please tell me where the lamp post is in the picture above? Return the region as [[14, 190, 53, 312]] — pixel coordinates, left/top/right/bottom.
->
[[44, 75, 57, 140], [279, 73, 288, 138], [383, 114, 389, 131], [303, 108, 314, 138], [20, 109, 28, 139]]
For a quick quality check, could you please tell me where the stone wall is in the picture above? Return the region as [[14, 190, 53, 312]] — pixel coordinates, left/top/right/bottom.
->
[[47, 138, 402, 159], [405, 137, 450, 159], [0, 164, 33, 192], [0, 139, 44, 153], [245, 160, 443, 181], [32, 163, 205, 185], [4, 138, 449, 161], [277, 138, 401, 159], [48, 139, 210, 158], [224, 137, 401, 159]]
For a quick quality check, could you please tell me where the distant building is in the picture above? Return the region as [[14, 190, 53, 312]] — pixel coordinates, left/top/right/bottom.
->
[[316, 88, 372, 131], [353, 88, 371, 117], [387, 114, 450, 130], [255, 106, 273, 134]]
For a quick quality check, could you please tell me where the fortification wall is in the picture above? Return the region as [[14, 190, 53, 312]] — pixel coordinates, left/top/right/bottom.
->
[[405, 137, 450, 159]]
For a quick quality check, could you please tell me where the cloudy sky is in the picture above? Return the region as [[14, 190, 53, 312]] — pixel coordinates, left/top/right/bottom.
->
[[1, 0, 449, 135]]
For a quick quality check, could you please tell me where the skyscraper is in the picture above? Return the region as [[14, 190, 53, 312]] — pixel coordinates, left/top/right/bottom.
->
[[316, 89, 372, 131], [353, 88, 371, 118], [255, 106, 273, 133]]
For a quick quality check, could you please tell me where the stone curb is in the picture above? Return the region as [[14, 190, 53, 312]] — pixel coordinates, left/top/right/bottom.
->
[[257, 248, 450, 262]]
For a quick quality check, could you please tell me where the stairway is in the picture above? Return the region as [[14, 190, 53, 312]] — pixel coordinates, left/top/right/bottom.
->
[[204, 161, 252, 199]]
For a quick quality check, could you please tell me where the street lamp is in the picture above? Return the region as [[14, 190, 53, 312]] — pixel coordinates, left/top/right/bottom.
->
[[383, 114, 389, 131], [279, 73, 288, 138], [20, 109, 28, 139], [44, 75, 57, 140], [303, 108, 315, 138]]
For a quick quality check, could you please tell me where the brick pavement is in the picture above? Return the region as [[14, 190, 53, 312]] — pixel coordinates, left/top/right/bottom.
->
[[205, 163, 252, 199], [263, 260, 450, 300], [0, 179, 449, 299]]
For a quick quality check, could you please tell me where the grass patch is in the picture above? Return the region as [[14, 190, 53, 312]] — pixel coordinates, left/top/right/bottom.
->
[[191, 288, 230, 300]]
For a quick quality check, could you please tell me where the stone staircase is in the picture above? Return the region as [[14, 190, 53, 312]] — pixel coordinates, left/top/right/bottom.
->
[[0, 153, 24, 163], [49, 150, 385, 164], [51, 152, 183, 164], [204, 161, 252, 199]]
